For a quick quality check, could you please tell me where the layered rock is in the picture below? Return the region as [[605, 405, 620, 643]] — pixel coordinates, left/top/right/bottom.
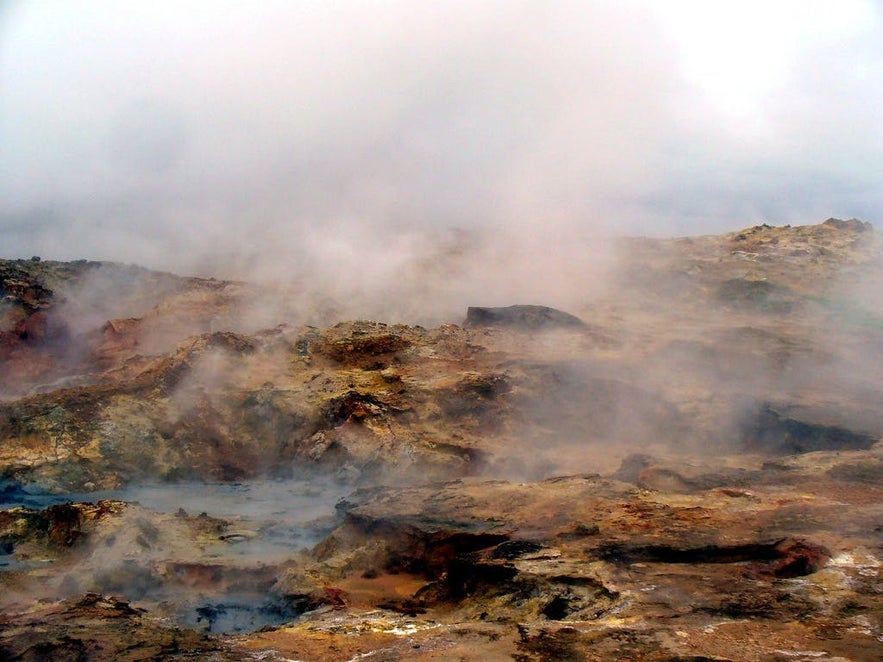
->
[[1, 219, 882, 660]]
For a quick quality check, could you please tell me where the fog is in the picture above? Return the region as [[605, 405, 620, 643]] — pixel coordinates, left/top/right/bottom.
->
[[1, 0, 882, 490], [1, 1, 881, 287], [5, 5, 883, 647]]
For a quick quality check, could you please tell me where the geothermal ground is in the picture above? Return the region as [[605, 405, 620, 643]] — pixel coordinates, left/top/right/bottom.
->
[[1, 219, 882, 660]]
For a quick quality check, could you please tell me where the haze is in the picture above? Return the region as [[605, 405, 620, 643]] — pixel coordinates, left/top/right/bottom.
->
[[1, 1, 881, 280]]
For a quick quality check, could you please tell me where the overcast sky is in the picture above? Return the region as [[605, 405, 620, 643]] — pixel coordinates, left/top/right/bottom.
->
[[1, 1, 881, 276]]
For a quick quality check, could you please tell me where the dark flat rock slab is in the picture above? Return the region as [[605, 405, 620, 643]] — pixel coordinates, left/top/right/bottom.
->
[[464, 305, 586, 330]]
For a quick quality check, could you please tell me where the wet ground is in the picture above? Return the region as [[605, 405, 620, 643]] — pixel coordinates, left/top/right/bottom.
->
[[0, 479, 354, 635]]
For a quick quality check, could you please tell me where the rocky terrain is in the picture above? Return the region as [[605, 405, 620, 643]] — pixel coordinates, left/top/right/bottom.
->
[[1, 219, 882, 660]]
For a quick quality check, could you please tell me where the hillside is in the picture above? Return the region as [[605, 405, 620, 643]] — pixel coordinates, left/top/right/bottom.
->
[[1, 219, 882, 660]]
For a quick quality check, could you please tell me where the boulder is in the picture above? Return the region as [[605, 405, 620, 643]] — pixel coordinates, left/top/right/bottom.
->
[[463, 305, 586, 330]]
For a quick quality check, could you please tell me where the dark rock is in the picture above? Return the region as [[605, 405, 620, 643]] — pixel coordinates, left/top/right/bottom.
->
[[557, 523, 600, 539], [611, 454, 656, 483], [492, 540, 544, 560], [7, 636, 90, 662], [444, 555, 519, 599], [823, 217, 872, 232], [0, 263, 54, 313], [769, 538, 830, 578], [0, 478, 30, 504], [323, 390, 388, 426], [541, 594, 574, 620], [464, 305, 586, 330], [436, 373, 511, 429], [747, 405, 878, 454], [827, 459, 883, 484], [598, 537, 828, 578], [716, 278, 796, 313], [514, 626, 586, 661], [45, 503, 84, 546]]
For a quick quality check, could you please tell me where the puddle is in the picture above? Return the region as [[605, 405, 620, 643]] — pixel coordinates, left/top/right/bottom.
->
[[1, 479, 351, 556], [183, 593, 303, 634], [1, 478, 355, 632], [0, 552, 26, 571], [117, 480, 352, 560]]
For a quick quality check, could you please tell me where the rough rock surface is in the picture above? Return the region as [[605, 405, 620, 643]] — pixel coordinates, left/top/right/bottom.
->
[[1, 219, 882, 660]]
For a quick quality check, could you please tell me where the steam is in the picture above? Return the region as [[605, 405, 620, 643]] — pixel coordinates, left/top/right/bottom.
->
[[1, 1, 882, 633], [2, 1, 881, 281]]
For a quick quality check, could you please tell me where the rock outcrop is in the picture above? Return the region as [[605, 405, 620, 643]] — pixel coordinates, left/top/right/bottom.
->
[[1, 219, 882, 660], [464, 304, 587, 329]]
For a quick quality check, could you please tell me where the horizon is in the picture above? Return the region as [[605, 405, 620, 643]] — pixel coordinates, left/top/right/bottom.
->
[[2, 1, 882, 280]]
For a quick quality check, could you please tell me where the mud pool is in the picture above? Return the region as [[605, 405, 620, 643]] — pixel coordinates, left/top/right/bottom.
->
[[1, 479, 355, 633], [2, 479, 351, 558]]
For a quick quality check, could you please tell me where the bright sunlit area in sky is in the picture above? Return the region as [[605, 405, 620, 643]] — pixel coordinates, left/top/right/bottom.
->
[[649, 0, 876, 118], [0, 1, 881, 271]]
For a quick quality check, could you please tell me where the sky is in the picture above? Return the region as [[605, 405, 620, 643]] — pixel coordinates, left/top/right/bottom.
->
[[1, 0, 881, 277]]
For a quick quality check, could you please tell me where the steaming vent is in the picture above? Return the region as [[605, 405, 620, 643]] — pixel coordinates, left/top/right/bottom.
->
[[0, 479, 351, 634]]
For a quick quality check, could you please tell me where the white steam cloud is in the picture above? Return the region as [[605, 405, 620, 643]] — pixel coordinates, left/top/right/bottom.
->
[[1, 0, 881, 286]]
